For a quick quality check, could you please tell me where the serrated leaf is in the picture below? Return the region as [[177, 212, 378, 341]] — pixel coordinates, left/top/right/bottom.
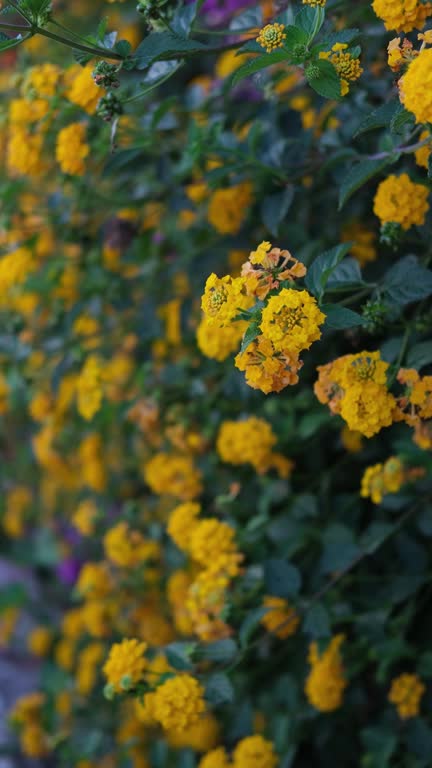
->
[[205, 673, 234, 705], [390, 104, 415, 135], [132, 31, 208, 70], [321, 304, 365, 329], [260, 186, 294, 237], [165, 642, 197, 670], [338, 157, 394, 209], [231, 50, 288, 86], [314, 28, 360, 51], [264, 558, 302, 598], [326, 257, 364, 289], [295, 5, 324, 42], [353, 101, 399, 138], [306, 58, 342, 100], [305, 243, 352, 299], [382, 255, 432, 306]]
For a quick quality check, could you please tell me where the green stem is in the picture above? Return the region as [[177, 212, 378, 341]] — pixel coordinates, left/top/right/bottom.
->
[[49, 19, 115, 53], [122, 65, 181, 104], [34, 26, 124, 60], [0, 20, 30, 33]]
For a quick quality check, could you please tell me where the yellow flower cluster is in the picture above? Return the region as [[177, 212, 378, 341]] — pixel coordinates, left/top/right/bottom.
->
[[372, 0, 432, 32], [373, 174, 429, 230], [415, 129, 432, 168], [151, 674, 206, 732], [261, 596, 300, 639], [256, 23, 287, 54], [199, 735, 277, 768], [361, 456, 405, 504], [394, 368, 432, 448], [201, 274, 253, 328], [104, 521, 160, 568], [143, 452, 203, 500], [76, 355, 103, 421], [260, 289, 325, 355], [216, 416, 291, 477], [305, 635, 347, 712], [401, 47, 432, 123], [10, 693, 49, 758], [197, 317, 245, 361], [56, 122, 89, 176], [103, 638, 148, 694], [207, 183, 253, 234], [315, 351, 395, 437], [320, 44, 363, 96], [167, 501, 243, 641], [341, 221, 377, 267], [67, 64, 103, 114], [303, 0, 326, 5], [388, 673, 425, 719]]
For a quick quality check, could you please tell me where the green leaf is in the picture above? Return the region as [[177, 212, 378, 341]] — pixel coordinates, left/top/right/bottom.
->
[[338, 157, 395, 209], [353, 101, 399, 138], [303, 603, 331, 638], [172, 0, 200, 35], [304, 243, 352, 299], [361, 727, 397, 768], [314, 28, 360, 52], [264, 558, 302, 598], [239, 320, 261, 354], [132, 31, 208, 70], [205, 673, 234, 705], [165, 642, 197, 670], [406, 341, 432, 370], [198, 639, 238, 663], [306, 58, 342, 100], [390, 104, 415, 135], [405, 720, 432, 761], [326, 257, 364, 289], [114, 39, 132, 57], [295, 5, 325, 42], [239, 607, 268, 648], [321, 304, 366, 329], [281, 24, 309, 49], [260, 186, 294, 237], [382, 255, 432, 306], [231, 50, 289, 86], [320, 524, 359, 573]]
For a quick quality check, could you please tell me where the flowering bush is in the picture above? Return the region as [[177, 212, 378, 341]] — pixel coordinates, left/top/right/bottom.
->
[[0, 0, 432, 766]]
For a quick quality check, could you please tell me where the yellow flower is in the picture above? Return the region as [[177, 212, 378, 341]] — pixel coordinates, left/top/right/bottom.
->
[[27, 627, 52, 657], [232, 735, 278, 768], [103, 638, 148, 694], [303, 0, 325, 5], [167, 502, 201, 552], [76, 355, 104, 421], [401, 47, 432, 123], [305, 635, 347, 712], [67, 64, 103, 114], [260, 288, 325, 355], [26, 63, 61, 97], [216, 416, 277, 472], [373, 174, 429, 230], [72, 499, 98, 536], [388, 673, 425, 719], [197, 315, 245, 361], [76, 642, 105, 695], [56, 122, 89, 176], [341, 221, 377, 267], [189, 518, 238, 567], [320, 44, 363, 95], [235, 336, 302, 394], [415, 129, 432, 168], [167, 712, 220, 752], [152, 674, 206, 732], [207, 183, 253, 235], [199, 748, 231, 768], [201, 273, 253, 328], [372, 0, 432, 32], [7, 128, 45, 177], [361, 457, 405, 504], [261, 596, 300, 639], [256, 23, 287, 54], [144, 453, 203, 500]]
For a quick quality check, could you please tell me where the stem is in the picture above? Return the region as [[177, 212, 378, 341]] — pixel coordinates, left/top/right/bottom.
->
[[368, 136, 432, 161], [50, 19, 114, 52], [34, 26, 124, 60], [0, 21, 30, 33], [122, 66, 181, 104]]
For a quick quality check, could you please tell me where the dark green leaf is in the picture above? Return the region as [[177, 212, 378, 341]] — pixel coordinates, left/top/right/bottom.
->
[[231, 50, 289, 86], [406, 341, 432, 370], [260, 186, 294, 237], [0, 32, 30, 52], [314, 28, 360, 51], [295, 5, 324, 42], [198, 639, 238, 663], [321, 304, 366, 329], [165, 642, 197, 670], [239, 321, 261, 354], [230, 7, 262, 30], [205, 673, 234, 705], [0, 583, 28, 611], [406, 720, 432, 761], [320, 524, 359, 573], [132, 31, 208, 70], [338, 157, 395, 209], [305, 243, 352, 299], [361, 727, 397, 768], [390, 104, 415, 135], [239, 607, 268, 648], [306, 58, 342, 100], [382, 255, 432, 306], [172, 0, 200, 35], [353, 101, 399, 137], [281, 24, 309, 49], [326, 257, 364, 289], [114, 39, 132, 57], [303, 603, 331, 638], [264, 558, 302, 598]]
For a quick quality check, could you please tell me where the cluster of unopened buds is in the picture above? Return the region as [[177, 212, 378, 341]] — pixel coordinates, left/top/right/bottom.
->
[[92, 61, 121, 89]]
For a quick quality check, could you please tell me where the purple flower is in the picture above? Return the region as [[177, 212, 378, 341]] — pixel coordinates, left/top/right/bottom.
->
[[56, 558, 81, 585]]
